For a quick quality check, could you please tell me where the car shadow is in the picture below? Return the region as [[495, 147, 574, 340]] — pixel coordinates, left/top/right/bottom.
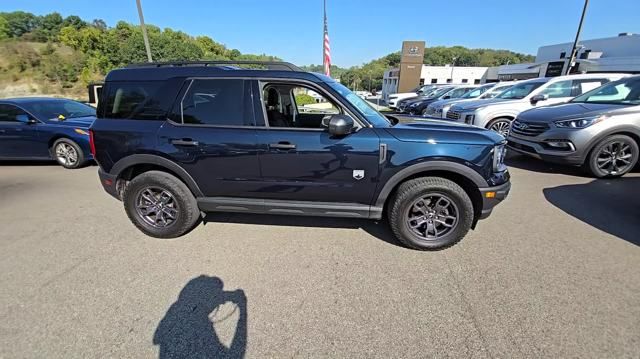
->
[[543, 177, 640, 246], [203, 212, 402, 248], [153, 275, 247, 359]]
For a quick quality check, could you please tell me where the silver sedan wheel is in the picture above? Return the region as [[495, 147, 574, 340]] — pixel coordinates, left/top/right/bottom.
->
[[55, 142, 78, 167], [406, 194, 459, 240], [135, 187, 179, 228], [489, 120, 512, 136]]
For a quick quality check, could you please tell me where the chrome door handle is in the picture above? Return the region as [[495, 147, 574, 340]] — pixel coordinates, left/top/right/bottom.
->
[[269, 142, 296, 150], [171, 138, 199, 146]]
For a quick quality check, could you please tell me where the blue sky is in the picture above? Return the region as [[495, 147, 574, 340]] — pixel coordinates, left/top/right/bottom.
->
[[2, 0, 639, 67]]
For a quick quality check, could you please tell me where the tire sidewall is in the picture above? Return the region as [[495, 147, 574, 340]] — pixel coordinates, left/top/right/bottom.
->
[[487, 118, 512, 135], [123, 171, 200, 238], [53, 138, 84, 169], [390, 180, 474, 250], [588, 135, 639, 178]]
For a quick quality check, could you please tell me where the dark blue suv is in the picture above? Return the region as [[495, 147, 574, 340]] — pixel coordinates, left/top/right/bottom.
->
[[91, 61, 510, 250]]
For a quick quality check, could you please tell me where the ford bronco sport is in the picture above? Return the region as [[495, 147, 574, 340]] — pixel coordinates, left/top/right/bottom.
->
[[90, 61, 510, 250]]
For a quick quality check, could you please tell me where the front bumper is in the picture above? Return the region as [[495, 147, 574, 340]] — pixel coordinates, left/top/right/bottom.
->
[[506, 131, 586, 165], [478, 181, 511, 219], [98, 168, 120, 200]]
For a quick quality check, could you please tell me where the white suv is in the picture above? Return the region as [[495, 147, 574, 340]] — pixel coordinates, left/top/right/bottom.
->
[[445, 74, 628, 135]]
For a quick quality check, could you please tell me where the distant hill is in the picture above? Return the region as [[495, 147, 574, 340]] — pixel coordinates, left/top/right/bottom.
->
[[0, 11, 280, 99]]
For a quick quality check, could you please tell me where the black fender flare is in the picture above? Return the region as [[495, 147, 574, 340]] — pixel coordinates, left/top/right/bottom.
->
[[110, 154, 204, 197], [374, 161, 488, 208]]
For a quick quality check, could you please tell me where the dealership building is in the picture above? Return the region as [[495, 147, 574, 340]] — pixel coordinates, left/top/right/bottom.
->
[[382, 33, 640, 99]]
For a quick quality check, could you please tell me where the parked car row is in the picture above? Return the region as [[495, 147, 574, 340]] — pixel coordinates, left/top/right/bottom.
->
[[409, 73, 639, 178]]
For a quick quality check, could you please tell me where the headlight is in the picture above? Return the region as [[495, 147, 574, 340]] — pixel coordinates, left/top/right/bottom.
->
[[442, 105, 451, 112], [554, 115, 606, 129], [492, 144, 507, 172], [409, 103, 418, 108]]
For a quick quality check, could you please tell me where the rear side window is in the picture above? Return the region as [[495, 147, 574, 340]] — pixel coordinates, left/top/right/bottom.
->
[[180, 79, 248, 126], [105, 82, 164, 120]]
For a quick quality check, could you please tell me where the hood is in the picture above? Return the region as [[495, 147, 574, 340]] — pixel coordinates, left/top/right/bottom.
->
[[390, 92, 416, 98], [429, 98, 467, 109], [45, 115, 96, 128], [387, 117, 505, 145], [518, 102, 630, 123], [450, 98, 508, 111]]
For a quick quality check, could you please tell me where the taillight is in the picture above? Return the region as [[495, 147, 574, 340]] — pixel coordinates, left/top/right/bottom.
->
[[89, 129, 96, 157]]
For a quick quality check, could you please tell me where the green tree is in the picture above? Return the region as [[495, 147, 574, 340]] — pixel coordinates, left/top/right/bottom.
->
[[0, 11, 40, 37], [0, 16, 9, 40]]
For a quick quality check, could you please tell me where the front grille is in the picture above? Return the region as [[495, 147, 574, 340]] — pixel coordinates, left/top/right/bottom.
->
[[510, 120, 549, 137], [447, 111, 461, 120]]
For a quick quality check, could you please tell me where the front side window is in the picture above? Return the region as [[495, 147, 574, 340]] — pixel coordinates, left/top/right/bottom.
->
[[181, 79, 247, 126], [497, 82, 545, 100], [572, 78, 640, 105], [538, 80, 573, 98], [0, 104, 28, 122], [444, 87, 469, 99]]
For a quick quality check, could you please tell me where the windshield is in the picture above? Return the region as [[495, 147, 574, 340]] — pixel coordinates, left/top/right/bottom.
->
[[462, 85, 490, 99], [497, 82, 545, 100], [482, 85, 512, 99], [572, 78, 640, 106], [24, 100, 96, 120], [327, 82, 391, 127], [445, 87, 471, 99], [428, 87, 453, 98]]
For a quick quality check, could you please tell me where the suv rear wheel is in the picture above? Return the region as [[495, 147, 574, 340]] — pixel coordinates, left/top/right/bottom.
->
[[388, 177, 474, 250], [586, 134, 639, 178], [123, 171, 201, 238]]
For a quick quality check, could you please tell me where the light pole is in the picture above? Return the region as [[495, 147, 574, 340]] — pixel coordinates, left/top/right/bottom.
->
[[136, 0, 153, 62], [449, 57, 457, 83], [566, 0, 589, 75]]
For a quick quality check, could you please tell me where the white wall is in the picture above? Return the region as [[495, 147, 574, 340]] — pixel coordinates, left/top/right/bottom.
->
[[419, 65, 488, 84], [536, 34, 640, 62]]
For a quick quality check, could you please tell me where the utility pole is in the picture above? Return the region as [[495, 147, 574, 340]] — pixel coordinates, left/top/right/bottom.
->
[[449, 57, 457, 83], [136, 0, 153, 62], [566, 0, 589, 75]]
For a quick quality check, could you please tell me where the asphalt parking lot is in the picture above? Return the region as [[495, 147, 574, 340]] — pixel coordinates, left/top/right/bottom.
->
[[1, 155, 639, 358]]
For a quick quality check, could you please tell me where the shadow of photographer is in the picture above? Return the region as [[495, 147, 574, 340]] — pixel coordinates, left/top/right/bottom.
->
[[154, 275, 247, 359]]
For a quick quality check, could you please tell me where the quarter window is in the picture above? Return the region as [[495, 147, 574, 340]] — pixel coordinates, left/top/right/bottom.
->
[[105, 82, 163, 120], [181, 79, 248, 126]]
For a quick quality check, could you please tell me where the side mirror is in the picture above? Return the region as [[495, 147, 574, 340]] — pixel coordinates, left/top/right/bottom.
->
[[16, 114, 36, 124], [326, 114, 354, 136], [530, 94, 549, 104]]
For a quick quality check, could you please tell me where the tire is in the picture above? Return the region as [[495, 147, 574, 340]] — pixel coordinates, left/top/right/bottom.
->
[[388, 177, 474, 250], [52, 138, 85, 169], [123, 170, 201, 238], [486, 118, 512, 137], [586, 134, 639, 178]]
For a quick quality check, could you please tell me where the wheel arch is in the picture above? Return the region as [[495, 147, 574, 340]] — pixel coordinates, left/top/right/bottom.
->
[[485, 115, 515, 129], [582, 127, 640, 163], [375, 162, 487, 223], [110, 154, 204, 198]]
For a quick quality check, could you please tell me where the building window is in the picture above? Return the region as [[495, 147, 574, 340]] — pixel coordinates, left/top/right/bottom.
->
[[560, 51, 566, 59], [419, 79, 425, 85], [462, 79, 468, 83], [474, 79, 481, 84], [446, 79, 452, 84], [431, 78, 437, 84]]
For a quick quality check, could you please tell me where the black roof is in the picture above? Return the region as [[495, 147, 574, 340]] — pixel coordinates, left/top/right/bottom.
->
[[105, 61, 332, 83]]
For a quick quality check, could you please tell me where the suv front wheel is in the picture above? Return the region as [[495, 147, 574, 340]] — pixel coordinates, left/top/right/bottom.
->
[[123, 171, 202, 238], [586, 134, 639, 178], [388, 177, 474, 250]]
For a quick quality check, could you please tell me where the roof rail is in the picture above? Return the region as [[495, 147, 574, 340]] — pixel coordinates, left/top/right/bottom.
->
[[126, 60, 303, 71]]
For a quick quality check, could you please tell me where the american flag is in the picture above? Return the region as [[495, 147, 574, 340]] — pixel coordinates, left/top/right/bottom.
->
[[323, 0, 331, 77]]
